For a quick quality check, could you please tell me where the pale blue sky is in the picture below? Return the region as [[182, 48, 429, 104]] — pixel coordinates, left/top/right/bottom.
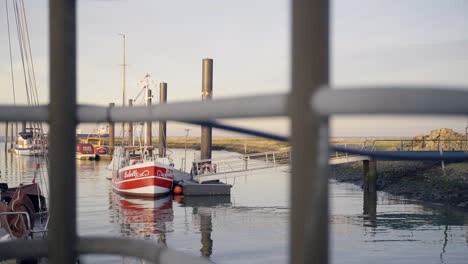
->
[[1, 0, 468, 137]]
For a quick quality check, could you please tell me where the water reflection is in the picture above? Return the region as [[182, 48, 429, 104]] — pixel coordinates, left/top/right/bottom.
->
[[177, 196, 231, 258], [363, 188, 377, 227], [109, 192, 174, 241]]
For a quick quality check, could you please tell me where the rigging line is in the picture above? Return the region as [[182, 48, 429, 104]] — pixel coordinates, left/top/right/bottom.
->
[[19, 0, 39, 105], [12, 0, 31, 106], [17, 0, 36, 107], [5, 0, 17, 105]]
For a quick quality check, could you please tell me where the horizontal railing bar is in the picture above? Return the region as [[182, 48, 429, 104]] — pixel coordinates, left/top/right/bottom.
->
[[0, 237, 213, 263], [4, 86, 468, 122], [77, 237, 213, 264], [313, 87, 468, 115], [0, 93, 287, 122], [0, 240, 48, 260]]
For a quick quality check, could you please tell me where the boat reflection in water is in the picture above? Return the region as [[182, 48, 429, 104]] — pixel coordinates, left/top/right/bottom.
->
[[109, 192, 174, 244]]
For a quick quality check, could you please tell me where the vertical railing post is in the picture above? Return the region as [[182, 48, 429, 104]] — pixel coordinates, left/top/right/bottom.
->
[[290, 0, 329, 263], [49, 0, 77, 263]]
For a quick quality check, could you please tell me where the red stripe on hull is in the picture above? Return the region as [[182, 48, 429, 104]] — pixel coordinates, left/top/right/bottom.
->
[[113, 188, 170, 197], [114, 176, 172, 190]]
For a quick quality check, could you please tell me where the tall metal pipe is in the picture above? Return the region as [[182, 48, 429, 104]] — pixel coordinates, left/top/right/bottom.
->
[[159, 82, 167, 157], [290, 0, 329, 263], [109, 103, 115, 153], [49, 0, 77, 262], [128, 99, 133, 145], [146, 89, 152, 146], [201, 58, 213, 160]]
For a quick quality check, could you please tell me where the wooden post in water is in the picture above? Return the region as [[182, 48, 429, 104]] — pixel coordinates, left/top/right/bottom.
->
[[363, 160, 377, 194], [146, 89, 152, 146], [128, 99, 133, 145], [109, 103, 115, 153], [201, 58, 213, 161], [363, 159, 377, 227], [159, 82, 167, 157], [10, 122, 15, 149], [5, 122, 9, 151]]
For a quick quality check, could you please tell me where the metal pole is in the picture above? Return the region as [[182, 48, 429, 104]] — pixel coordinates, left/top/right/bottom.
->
[[159, 82, 167, 157], [201, 58, 213, 160], [128, 99, 133, 145], [119, 33, 126, 143], [184, 128, 191, 172], [146, 88, 152, 146], [290, 0, 329, 263], [10, 122, 14, 149], [5, 122, 8, 151], [49, 0, 77, 262], [109, 103, 115, 153]]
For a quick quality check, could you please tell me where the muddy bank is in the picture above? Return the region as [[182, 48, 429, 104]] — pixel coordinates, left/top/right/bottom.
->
[[331, 161, 468, 209]]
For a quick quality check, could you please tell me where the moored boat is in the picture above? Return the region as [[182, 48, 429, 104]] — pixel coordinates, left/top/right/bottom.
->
[[13, 128, 47, 156], [109, 147, 174, 197], [76, 143, 99, 160]]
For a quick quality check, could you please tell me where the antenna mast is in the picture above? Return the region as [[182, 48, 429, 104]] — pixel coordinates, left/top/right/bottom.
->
[[119, 33, 127, 142]]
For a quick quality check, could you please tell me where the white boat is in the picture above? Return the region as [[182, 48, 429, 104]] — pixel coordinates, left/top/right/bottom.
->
[[13, 128, 47, 156], [108, 147, 175, 197]]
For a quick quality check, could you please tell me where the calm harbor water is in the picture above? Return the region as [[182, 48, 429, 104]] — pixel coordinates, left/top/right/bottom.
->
[[0, 147, 467, 263]]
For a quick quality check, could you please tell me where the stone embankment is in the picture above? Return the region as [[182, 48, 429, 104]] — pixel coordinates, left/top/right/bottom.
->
[[402, 128, 468, 151], [332, 128, 468, 210]]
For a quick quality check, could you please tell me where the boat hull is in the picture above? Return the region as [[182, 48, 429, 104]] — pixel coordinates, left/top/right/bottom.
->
[[112, 162, 173, 197], [13, 148, 46, 156]]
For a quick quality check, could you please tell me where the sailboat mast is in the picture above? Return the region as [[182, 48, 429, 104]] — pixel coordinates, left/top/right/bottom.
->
[[119, 33, 127, 143]]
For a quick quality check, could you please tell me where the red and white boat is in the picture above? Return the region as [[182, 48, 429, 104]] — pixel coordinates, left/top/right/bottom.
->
[[108, 147, 174, 197]]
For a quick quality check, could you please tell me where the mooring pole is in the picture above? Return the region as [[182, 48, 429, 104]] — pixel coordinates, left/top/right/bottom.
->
[[4, 122, 9, 151], [109, 103, 115, 153], [159, 82, 167, 157], [49, 0, 77, 262], [363, 160, 377, 194], [146, 88, 152, 146], [201, 58, 213, 161], [9, 122, 14, 150], [363, 159, 377, 227], [128, 99, 133, 146]]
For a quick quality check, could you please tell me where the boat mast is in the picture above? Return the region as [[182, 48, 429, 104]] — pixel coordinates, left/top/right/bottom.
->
[[144, 74, 150, 145], [119, 33, 126, 143]]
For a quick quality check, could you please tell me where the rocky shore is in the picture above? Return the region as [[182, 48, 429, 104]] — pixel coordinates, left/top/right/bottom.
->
[[331, 128, 468, 210], [331, 160, 468, 209]]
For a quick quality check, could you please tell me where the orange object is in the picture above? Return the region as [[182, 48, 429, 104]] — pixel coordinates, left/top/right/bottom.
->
[[173, 195, 183, 203], [173, 186, 183, 195]]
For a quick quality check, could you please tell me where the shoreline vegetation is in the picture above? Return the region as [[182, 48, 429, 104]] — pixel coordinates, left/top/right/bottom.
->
[[79, 128, 467, 209]]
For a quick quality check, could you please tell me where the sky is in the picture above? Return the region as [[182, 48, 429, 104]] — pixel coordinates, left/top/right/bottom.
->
[[1, 0, 468, 137]]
